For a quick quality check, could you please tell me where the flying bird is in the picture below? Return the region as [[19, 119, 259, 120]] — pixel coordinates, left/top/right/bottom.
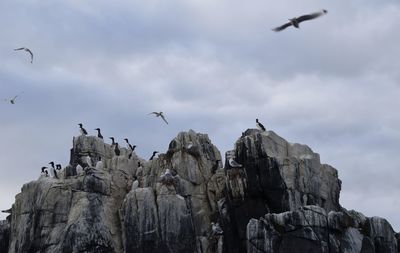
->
[[272, 9, 328, 32], [148, 111, 169, 124], [2, 92, 23, 104], [14, 47, 34, 63]]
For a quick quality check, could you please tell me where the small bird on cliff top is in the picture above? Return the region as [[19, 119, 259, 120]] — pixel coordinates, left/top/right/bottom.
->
[[78, 123, 88, 135], [48, 162, 59, 179], [149, 151, 159, 160], [114, 143, 121, 156], [272, 9, 328, 32], [2, 92, 23, 104], [124, 138, 134, 150], [228, 157, 243, 168], [95, 157, 103, 170], [148, 111, 169, 125], [41, 166, 48, 177], [56, 164, 62, 170], [84, 153, 93, 167], [256, 119, 266, 131], [94, 128, 103, 139], [76, 163, 84, 175], [14, 47, 33, 63], [109, 137, 115, 145]]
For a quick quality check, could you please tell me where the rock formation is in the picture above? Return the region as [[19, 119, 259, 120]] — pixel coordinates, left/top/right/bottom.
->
[[0, 129, 397, 252]]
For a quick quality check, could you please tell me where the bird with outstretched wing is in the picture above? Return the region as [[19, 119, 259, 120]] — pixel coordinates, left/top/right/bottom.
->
[[272, 9, 327, 32], [14, 47, 33, 63]]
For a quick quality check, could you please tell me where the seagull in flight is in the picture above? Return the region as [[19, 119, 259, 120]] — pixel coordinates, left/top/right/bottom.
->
[[148, 111, 169, 124], [272, 9, 328, 32], [14, 47, 34, 63], [2, 92, 23, 104]]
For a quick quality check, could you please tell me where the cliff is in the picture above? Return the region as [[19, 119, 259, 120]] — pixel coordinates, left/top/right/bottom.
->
[[0, 129, 398, 253]]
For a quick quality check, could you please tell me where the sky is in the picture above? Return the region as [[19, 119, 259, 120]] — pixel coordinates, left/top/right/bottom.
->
[[1, 0, 400, 231]]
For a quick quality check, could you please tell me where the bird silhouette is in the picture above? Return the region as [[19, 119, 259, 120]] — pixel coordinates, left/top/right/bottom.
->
[[2, 92, 23, 104], [272, 9, 327, 32], [148, 111, 169, 124], [14, 47, 34, 63]]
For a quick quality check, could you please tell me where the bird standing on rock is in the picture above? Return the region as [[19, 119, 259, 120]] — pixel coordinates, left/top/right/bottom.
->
[[149, 151, 159, 160], [48, 162, 59, 179], [114, 143, 121, 156], [256, 119, 266, 131], [228, 157, 243, 168], [109, 137, 115, 145], [272, 9, 328, 32], [78, 123, 88, 135], [95, 128, 103, 139]]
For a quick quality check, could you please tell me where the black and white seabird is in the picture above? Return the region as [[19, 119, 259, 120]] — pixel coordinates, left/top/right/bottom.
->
[[78, 123, 88, 135], [14, 47, 33, 63], [94, 128, 103, 139], [128, 145, 137, 159], [95, 157, 103, 170], [109, 137, 115, 145], [124, 138, 134, 150], [48, 162, 59, 179], [41, 166, 48, 177], [2, 92, 24, 105], [148, 111, 169, 125], [149, 151, 159, 160], [56, 164, 62, 170], [272, 9, 328, 32], [256, 119, 266, 131], [114, 143, 121, 156], [211, 222, 223, 236], [228, 157, 243, 168], [132, 180, 139, 190], [76, 163, 84, 175], [84, 153, 93, 167]]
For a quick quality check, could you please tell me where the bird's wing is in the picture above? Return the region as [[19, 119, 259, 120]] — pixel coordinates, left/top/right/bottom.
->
[[272, 22, 292, 32], [14, 47, 25, 51], [258, 122, 266, 131], [148, 112, 158, 115], [297, 10, 327, 23], [26, 49, 33, 63], [160, 114, 169, 124]]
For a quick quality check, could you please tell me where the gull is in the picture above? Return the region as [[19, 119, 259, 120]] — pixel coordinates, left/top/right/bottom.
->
[[2, 92, 23, 104], [228, 157, 243, 168], [148, 111, 168, 125], [272, 9, 328, 32], [14, 47, 34, 63]]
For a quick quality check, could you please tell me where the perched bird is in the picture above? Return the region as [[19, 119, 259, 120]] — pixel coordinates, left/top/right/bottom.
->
[[272, 9, 328, 32], [2, 92, 23, 104], [84, 153, 93, 167], [114, 143, 121, 156], [256, 119, 266, 131], [78, 123, 88, 135], [128, 145, 137, 159], [109, 137, 115, 145], [94, 128, 103, 139], [211, 222, 223, 236], [149, 151, 159, 160], [14, 47, 33, 63], [159, 168, 177, 185], [131, 180, 139, 190], [48, 162, 58, 179], [228, 157, 243, 168], [124, 138, 134, 150], [95, 157, 103, 170], [148, 111, 169, 124], [41, 166, 48, 176], [76, 163, 84, 175], [56, 164, 62, 170]]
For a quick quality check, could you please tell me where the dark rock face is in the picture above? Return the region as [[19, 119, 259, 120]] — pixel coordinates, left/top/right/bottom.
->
[[0, 129, 398, 253], [0, 220, 10, 253], [246, 206, 398, 253]]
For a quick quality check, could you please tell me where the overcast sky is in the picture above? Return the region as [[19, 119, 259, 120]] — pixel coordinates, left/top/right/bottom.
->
[[1, 0, 399, 231]]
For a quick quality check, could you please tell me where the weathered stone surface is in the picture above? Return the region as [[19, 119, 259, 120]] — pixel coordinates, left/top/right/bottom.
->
[[0, 220, 10, 253], [1, 129, 398, 253], [246, 205, 398, 253]]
